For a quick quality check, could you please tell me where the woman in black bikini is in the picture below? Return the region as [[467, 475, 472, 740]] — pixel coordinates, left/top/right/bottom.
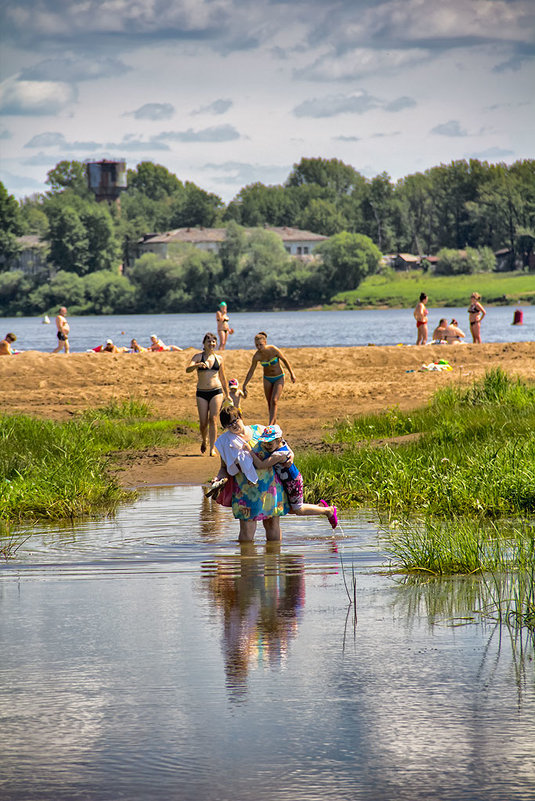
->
[[187, 332, 229, 456], [468, 292, 486, 344], [242, 331, 296, 425]]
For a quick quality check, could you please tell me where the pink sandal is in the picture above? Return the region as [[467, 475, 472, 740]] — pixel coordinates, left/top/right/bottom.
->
[[319, 499, 338, 529]]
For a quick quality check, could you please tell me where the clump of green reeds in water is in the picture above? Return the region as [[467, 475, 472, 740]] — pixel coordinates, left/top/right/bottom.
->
[[299, 368, 535, 518], [0, 397, 191, 523], [382, 517, 535, 634]]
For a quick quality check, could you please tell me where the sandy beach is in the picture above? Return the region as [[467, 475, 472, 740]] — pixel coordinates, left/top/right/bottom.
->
[[2, 342, 534, 486]]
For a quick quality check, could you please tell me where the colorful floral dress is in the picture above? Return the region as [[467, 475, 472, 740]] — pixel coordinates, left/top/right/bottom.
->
[[231, 424, 289, 521]]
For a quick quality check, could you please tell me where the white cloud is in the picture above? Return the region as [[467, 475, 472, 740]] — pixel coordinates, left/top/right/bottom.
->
[[20, 56, 131, 82], [192, 99, 233, 115], [295, 48, 429, 81], [157, 125, 240, 142], [431, 120, 469, 137], [0, 78, 77, 115], [125, 103, 175, 121], [293, 91, 380, 118], [24, 132, 100, 150], [204, 161, 290, 187], [468, 146, 515, 160], [384, 96, 417, 112]]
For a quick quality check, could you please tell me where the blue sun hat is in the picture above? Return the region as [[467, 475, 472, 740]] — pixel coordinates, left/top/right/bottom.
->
[[259, 424, 283, 442]]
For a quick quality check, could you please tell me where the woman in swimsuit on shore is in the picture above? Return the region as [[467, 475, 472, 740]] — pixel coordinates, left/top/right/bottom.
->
[[242, 331, 296, 425], [186, 332, 229, 456], [216, 302, 232, 351], [413, 292, 428, 345], [468, 292, 486, 344]]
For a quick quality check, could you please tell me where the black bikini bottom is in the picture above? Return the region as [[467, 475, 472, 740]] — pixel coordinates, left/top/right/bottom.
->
[[196, 387, 223, 402]]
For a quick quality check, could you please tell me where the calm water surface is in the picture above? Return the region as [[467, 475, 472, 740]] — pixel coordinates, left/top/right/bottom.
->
[[1, 487, 534, 801], [3, 306, 533, 353]]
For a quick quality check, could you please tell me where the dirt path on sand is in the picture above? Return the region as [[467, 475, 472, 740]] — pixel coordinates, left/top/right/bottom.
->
[[2, 342, 533, 487]]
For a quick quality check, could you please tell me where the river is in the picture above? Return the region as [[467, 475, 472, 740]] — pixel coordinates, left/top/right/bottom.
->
[[1, 487, 533, 801], [2, 306, 533, 353]]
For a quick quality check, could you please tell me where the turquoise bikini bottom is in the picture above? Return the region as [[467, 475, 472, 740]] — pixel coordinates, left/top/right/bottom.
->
[[264, 373, 284, 384]]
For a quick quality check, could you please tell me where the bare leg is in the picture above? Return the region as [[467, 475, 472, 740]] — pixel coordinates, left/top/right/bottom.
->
[[64, 338, 70, 354], [196, 396, 209, 453], [263, 377, 284, 425], [219, 330, 228, 350], [239, 519, 257, 542], [263, 516, 281, 542], [208, 393, 223, 456], [291, 503, 334, 517]]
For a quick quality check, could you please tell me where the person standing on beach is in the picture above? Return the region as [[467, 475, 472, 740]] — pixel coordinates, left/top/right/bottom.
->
[[0, 333, 17, 355], [52, 307, 70, 354], [468, 292, 486, 343], [414, 293, 428, 345], [216, 302, 232, 350], [242, 331, 296, 425]]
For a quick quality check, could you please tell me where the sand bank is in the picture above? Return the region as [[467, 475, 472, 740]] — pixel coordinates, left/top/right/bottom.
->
[[2, 342, 533, 486]]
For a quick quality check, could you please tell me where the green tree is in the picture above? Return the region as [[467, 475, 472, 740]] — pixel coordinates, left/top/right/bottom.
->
[[0, 181, 24, 268], [297, 198, 347, 236], [171, 182, 223, 228], [128, 253, 187, 313], [0, 270, 32, 314], [80, 204, 120, 272], [316, 233, 382, 298], [219, 221, 247, 277], [46, 160, 89, 197], [127, 162, 183, 200], [47, 205, 89, 274], [82, 271, 136, 314], [236, 229, 293, 309], [287, 157, 363, 197], [363, 172, 396, 252]]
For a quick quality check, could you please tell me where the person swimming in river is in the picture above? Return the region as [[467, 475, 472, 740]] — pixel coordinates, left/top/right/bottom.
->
[[242, 331, 296, 425]]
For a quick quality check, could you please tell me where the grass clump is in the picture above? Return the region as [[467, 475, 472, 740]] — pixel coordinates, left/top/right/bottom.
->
[[0, 398, 192, 523], [300, 369, 535, 518]]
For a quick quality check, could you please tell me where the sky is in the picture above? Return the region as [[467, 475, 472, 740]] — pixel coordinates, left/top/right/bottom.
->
[[1, 0, 534, 204]]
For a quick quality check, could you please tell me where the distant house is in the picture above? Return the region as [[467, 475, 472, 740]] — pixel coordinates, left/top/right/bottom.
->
[[137, 226, 327, 261], [384, 253, 423, 270], [2, 235, 49, 275]]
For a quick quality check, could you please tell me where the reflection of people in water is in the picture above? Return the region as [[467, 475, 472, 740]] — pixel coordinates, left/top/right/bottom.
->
[[199, 493, 225, 540], [202, 543, 305, 701]]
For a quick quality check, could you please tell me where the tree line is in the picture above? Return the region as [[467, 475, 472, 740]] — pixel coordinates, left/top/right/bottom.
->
[[0, 156, 533, 316]]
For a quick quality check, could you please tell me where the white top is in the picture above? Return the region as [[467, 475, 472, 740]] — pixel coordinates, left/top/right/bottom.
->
[[215, 430, 258, 484]]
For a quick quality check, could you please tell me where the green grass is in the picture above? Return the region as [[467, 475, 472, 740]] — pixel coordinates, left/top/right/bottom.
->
[[333, 269, 535, 308], [382, 518, 535, 575], [299, 368, 535, 518], [0, 398, 194, 523]]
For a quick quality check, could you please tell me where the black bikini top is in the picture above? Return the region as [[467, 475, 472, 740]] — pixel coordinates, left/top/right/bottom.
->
[[201, 354, 221, 372]]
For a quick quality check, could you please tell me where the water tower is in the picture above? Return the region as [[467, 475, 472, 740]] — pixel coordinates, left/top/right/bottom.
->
[[86, 160, 127, 211]]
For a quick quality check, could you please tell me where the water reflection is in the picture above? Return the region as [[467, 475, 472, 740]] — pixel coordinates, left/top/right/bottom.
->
[[198, 494, 225, 541], [201, 543, 305, 702], [391, 572, 535, 707]]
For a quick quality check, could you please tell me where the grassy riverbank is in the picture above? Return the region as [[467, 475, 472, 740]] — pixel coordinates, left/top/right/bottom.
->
[[333, 270, 535, 308], [0, 398, 192, 524], [300, 368, 535, 518]]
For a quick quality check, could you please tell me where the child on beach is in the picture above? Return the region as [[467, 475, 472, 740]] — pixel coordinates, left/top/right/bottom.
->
[[228, 378, 245, 411], [251, 425, 338, 528]]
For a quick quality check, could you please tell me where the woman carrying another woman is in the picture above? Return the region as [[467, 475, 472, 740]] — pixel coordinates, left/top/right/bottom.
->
[[212, 405, 289, 542], [216, 302, 232, 350], [186, 332, 229, 456], [242, 331, 296, 425], [468, 292, 486, 343]]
